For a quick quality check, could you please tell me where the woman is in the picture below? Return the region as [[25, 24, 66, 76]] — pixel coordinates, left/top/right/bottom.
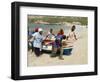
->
[[57, 29, 64, 36]]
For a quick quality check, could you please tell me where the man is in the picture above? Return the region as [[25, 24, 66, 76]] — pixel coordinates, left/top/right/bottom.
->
[[32, 28, 44, 57], [45, 28, 55, 40]]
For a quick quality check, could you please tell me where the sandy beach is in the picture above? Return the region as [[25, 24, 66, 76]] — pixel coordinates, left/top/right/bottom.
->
[[27, 27, 88, 67]]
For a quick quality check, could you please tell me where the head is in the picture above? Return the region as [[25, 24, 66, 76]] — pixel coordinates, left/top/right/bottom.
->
[[66, 36, 69, 40], [38, 28, 43, 35], [62, 35, 67, 39], [50, 28, 53, 33], [71, 25, 76, 32], [59, 29, 64, 35]]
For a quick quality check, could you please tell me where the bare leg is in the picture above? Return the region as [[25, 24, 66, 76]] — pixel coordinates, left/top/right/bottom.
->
[[59, 48, 64, 60], [51, 47, 57, 57]]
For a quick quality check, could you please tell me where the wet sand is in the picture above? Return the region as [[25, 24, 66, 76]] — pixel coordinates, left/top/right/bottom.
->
[[27, 27, 88, 67]]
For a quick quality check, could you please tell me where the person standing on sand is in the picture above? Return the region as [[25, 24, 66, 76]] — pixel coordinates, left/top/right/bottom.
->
[[51, 38, 64, 60], [51, 29, 64, 60], [28, 27, 39, 52], [31, 28, 44, 57]]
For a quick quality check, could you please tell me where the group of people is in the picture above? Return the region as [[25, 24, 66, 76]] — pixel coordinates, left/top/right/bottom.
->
[[28, 25, 77, 60]]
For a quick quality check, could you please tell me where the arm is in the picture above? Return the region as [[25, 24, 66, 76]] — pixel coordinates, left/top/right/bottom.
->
[[74, 32, 77, 40], [29, 36, 35, 42], [45, 34, 49, 40], [29, 33, 36, 42]]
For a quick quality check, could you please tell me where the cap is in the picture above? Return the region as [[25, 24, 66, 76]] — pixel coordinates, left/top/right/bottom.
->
[[38, 28, 43, 32]]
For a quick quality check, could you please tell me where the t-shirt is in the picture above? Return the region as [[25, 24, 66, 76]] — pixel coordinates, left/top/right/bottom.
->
[[46, 32, 55, 40], [68, 32, 76, 40], [32, 32, 44, 48]]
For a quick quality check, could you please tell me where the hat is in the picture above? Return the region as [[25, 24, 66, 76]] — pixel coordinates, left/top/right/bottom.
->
[[38, 28, 43, 32], [35, 27, 38, 32]]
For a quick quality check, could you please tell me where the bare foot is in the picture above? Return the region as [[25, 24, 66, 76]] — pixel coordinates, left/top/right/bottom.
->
[[59, 57, 64, 60]]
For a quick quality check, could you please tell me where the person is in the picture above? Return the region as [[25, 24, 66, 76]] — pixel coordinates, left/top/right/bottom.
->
[[31, 28, 44, 57], [56, 28, 64, 42], [61, 35, 68, 48], [57, 28, 64, 36], [51, 29, 64, 60], [51, 37, 64, 60], [32, 27, 39, 52], [28, 27, 39, 52], [45, 28, 55, 40], [60, 35, 68, 56], [28, 28, 35, 51], [67, 25, 77, 41]]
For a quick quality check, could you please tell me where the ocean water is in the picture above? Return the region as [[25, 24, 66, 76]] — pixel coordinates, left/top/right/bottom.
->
[[28, 23, 87, 37]]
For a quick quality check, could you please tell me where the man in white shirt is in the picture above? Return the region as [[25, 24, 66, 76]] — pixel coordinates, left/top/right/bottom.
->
[[45, 28, 55, 40], [32, 28, 44, 57]]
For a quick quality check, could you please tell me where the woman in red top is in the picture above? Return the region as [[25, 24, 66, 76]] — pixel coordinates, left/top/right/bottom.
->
[[57, 29, 64, 35]]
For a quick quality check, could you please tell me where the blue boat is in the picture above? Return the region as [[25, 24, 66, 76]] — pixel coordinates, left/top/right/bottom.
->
[[63, 47, 73, 55]]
